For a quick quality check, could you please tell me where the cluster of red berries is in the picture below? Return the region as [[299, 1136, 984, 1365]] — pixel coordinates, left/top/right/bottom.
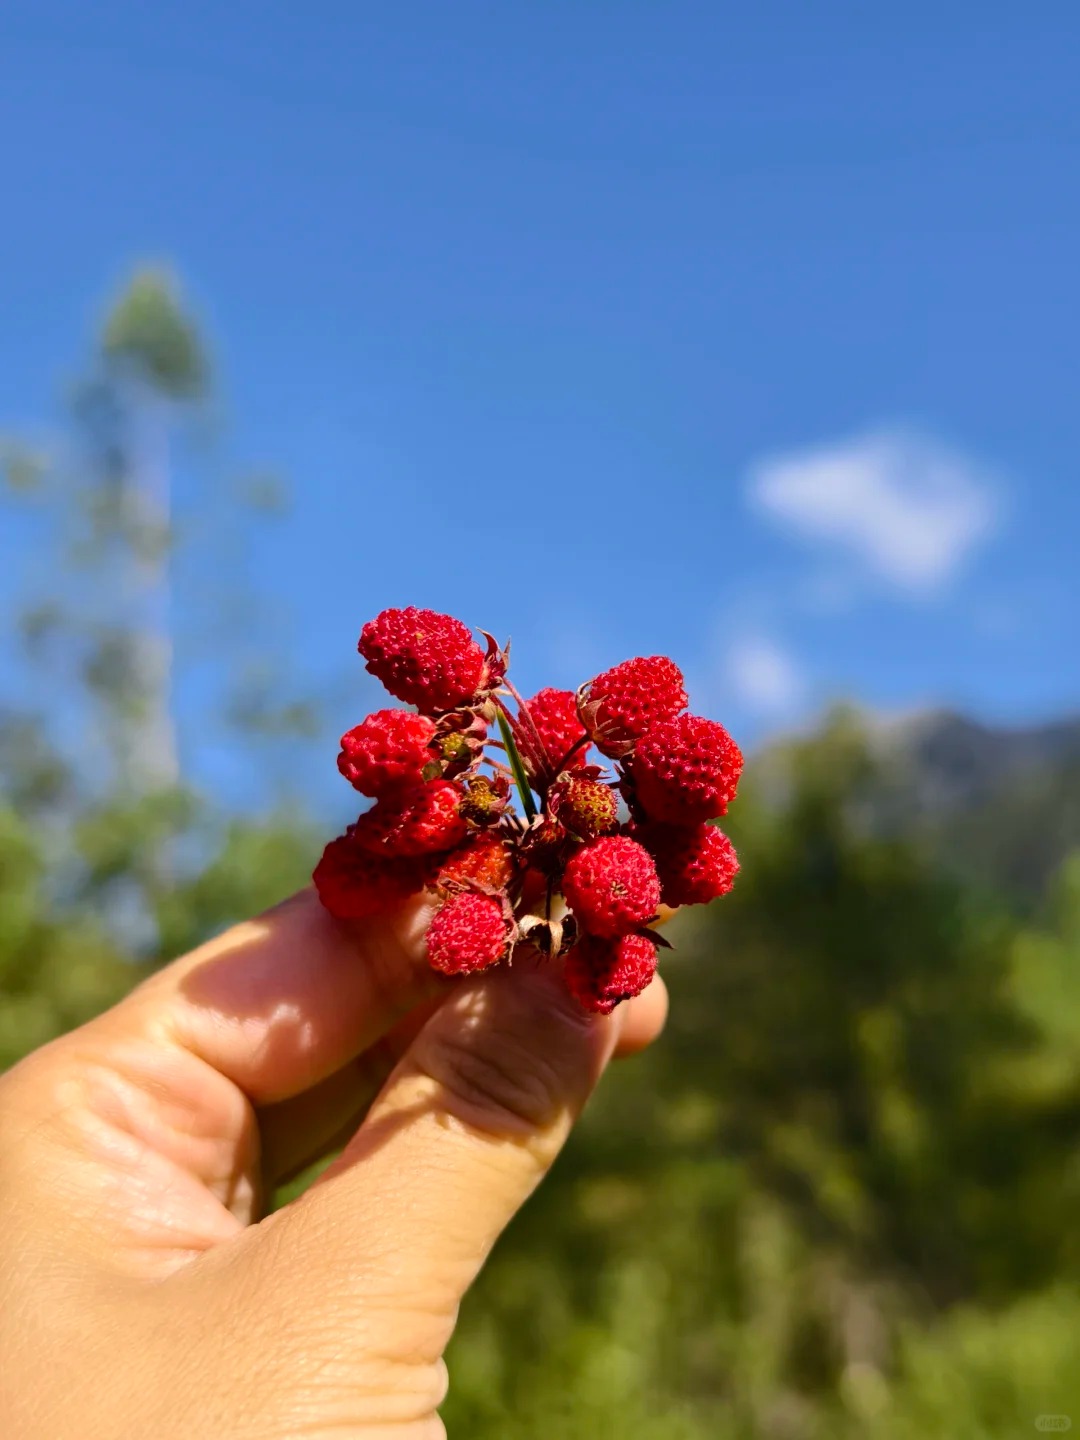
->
[[314, 607, 742, 1013]]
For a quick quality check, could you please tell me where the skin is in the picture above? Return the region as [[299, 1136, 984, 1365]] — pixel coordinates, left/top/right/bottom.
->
[[0, 889, 667, 1438]]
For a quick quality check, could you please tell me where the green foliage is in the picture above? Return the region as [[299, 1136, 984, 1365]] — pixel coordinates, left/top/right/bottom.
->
[[1, 263, 318, 937], [0, 437, 48, 492], [154, 817, 319, 958], [0, 804, 131, 1070], [440, 715, 1080, 1436], [101, 266, 209, 398], [0, 264, 318, 1069]]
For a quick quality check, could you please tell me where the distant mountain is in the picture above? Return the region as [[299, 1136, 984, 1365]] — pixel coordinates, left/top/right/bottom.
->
[[865, 708, 1080, 810], [759, 709, 1080, 909], [754, 711, 1080, 910]]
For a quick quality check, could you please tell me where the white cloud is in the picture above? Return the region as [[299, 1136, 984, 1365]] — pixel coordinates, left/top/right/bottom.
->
[[727, 636, 806, 716], [748, 428, 1000, 592]]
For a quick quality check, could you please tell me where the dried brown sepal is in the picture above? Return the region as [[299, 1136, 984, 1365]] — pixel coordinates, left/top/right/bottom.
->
[[478, 630, 510, 693], [562, 762, 607, 783], [487, 887, 521, 959], [431, 707, 489, 778], [518, 814, 572, 875], [517, 910, 578, 960], [576, 683, 638, 760], [458, 773, 511, 826]]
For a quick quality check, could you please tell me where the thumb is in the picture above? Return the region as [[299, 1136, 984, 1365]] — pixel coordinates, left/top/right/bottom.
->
[[203, 951, 664, 1418]]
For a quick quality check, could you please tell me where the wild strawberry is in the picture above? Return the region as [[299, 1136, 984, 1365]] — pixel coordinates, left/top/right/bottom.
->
[[437, 831, 516, 892], [319, 605, 744, 1001], [457, 773, 510, 826], [630, 714, 743, 823], [359, 606, 486, 714], [350, 779, 468, 857], [564, 933, 658, 1014], [549, 773, 619, 840], [519, 817, 571, 876], [561, 835, 660, 938], [426, 891, 510, 975], [517, 688, 590, 774], [437, 730, 471, 766], [635, 821, 739, 907], [313, 829, 432, 920], [337, 709, 437, 796], [429, 710, 489, 776], [580, 656, 687, 757]]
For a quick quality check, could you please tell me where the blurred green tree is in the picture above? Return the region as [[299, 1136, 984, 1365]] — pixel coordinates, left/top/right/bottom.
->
[[442, 714, 1080, 1438], [0, 266, 316, 1046]]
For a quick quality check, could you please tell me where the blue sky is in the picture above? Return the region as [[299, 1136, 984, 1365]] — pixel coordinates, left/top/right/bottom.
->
[[1, 1, 1078, 805]]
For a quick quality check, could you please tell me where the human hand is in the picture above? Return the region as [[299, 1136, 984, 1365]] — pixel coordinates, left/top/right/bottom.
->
[[0, 890, 666, 1437]]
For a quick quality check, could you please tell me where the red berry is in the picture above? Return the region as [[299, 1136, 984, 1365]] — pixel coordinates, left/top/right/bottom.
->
[[426, 891, 509, 975], [561, 835, 660, 938], [520, 817, 571, 876], [564, 934, 658, 1014], [438, 831, 516, 892], [350, 779, 468, 857], [636, 822, 739, 907], [630, 714, 743, 823], [337, 709, 437, 796], [582, 656, 687, 757], [518, 688, 590, 772], [359, 606, 486, 714], [313, 829, 432, 920], [549, 773, 619, 840]]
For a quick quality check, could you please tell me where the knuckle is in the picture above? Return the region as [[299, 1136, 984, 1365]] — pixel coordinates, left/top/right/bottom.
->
[[418, 1025, 575, 1141]]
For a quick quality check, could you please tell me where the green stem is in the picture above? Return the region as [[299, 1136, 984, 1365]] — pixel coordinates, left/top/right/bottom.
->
[[495, 705, 537, 820]]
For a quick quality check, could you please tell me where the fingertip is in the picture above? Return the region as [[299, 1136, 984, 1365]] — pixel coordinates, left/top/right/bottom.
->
[[613, 974, 669, 1057]]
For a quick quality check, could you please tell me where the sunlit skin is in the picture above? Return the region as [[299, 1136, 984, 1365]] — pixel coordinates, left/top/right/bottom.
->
[[0, 889, 666, 1439]]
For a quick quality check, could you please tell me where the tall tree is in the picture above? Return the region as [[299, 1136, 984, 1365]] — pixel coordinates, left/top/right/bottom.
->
[[0, 264, 315, 947], [83, 265, 210, 790]]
